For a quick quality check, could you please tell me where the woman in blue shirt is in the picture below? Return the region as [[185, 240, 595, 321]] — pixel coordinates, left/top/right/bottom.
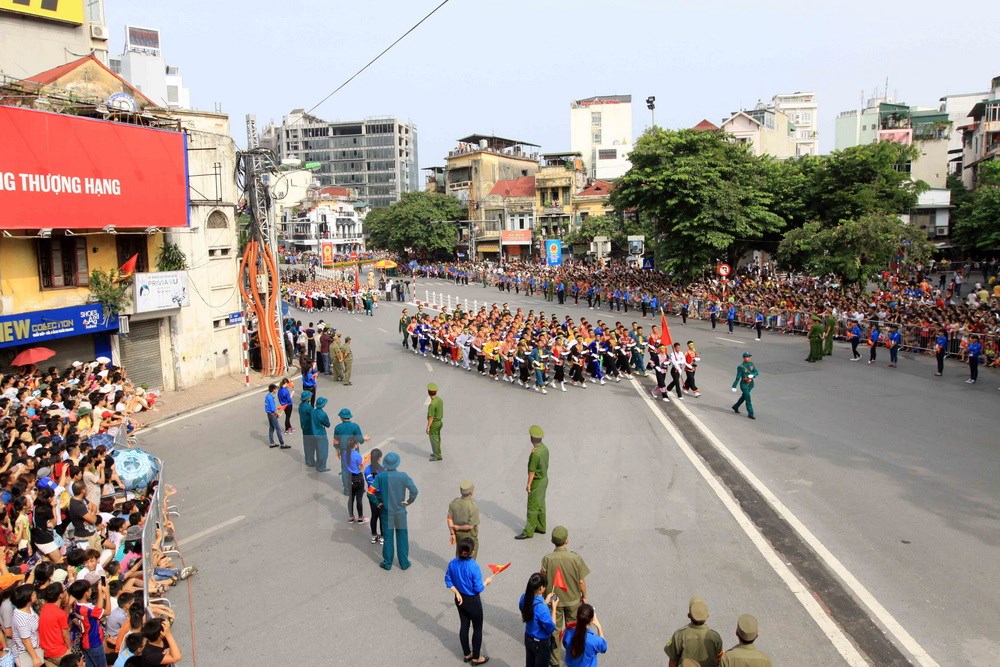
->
[[967, 334, 983, 384], [562, 604, 607, 667], [519, 572, 557, 667], [849, 322, 863, 360], [445, 537, 494, 664]]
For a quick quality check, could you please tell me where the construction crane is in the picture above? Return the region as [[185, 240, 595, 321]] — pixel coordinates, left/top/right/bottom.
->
[[237, 114, 285, 376]]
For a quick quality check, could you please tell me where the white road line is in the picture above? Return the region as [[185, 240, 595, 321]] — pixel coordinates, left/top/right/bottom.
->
[[628, 379, 868, 666], [353, 317, 362, 322], [177, 515, 246, 547], [670, 398, 938, 666], [373, 437, 394, 450], [425, 362, 433, 372], [714, 336, 742, 343], [378, 328, 388, 333]]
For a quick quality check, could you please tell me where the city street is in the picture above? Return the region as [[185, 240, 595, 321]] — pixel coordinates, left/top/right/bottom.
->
[[140, 277, 999, 666]]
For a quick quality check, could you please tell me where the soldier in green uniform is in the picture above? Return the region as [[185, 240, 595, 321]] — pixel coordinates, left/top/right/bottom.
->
[[719, 614, 772, 667], [731, 352, 758, 420], [515, 425, 549, 539], [342, 336, 354, 385], [540, 526, 590, 666], [447, 479, 480, 558], [426, 383, 444, 461], [806, 315, 825, 362], [664, 597, 724, 667], [330, 334, 344, 382], [823, 310, 837, 357], [399, 309, 411, 349]]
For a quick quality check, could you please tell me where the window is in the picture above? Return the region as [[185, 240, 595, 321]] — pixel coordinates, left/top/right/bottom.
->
[[38, 237, 89, 289], [799, 111, 812, 123], [167, 86, 179, 104], [206, 211, 229, 229], [591, 112, 602, 126], [598, 149, 617, 160], [116, 236, 149, 273], [592, 132, 602, 144]]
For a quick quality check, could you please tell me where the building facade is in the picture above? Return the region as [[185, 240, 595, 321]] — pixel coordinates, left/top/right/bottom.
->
[[771, 92, 819, 155], [279, 186, 365, 256], [272, 110, 418, 209], [570, 95, 633, 179], [109, 26, 190, 109], [0, 0, 109, 77], [959, 75, 1000, 189], [720, 105, 798, 159]]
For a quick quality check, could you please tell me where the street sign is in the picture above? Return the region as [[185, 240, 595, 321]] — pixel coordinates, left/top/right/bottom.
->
[[349, 251, 358, 261], [546, 239, 563, 266], [457, 252, 466, 258], [718, 263, 731, 277], [227, 312, 244, 325], [642, 258, 655, 270]]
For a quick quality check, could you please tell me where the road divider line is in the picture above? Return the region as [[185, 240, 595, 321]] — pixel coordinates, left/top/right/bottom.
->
[[669, 397, 937, 666], [629, 379, 867, 665], [425, 362, 433, 372], [177, 515, 246, 547], [378, 328, 388, 333]]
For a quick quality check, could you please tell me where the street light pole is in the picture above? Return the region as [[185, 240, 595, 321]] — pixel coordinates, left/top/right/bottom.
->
[[646, 96, 656, 128]]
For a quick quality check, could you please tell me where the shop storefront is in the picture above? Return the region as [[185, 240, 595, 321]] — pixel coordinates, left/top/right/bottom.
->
[[0, 303, 119, 370]]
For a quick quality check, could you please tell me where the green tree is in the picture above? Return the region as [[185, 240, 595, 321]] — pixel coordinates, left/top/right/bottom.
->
[[952, 162, 1000, 253], [563, 214, 646, 256], [777, 213, 932, 285], [364, 191, 464, 257], [610, 128, 783, 275]]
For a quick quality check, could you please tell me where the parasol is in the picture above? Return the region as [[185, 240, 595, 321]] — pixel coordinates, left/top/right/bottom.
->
[[112, 448, 160, 491], [373, 259, 398, 270], [10, 347, 55, 366]]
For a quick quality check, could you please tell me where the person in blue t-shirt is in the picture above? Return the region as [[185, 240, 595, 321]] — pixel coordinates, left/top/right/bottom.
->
[[445, 537, 495, 664], [263, 384, 286, 448], [562, 603, 608, 667], [887, 325, 902, 368], [520, 572, 557, 667], [726, 305, 737, 334], [709, 302, 719, 330], [867, 323, 880, 364], [966, 335, 983, 384], [849, 322, 863, 360], [302, 362, 318, 405], [934, 330, 949, 376]]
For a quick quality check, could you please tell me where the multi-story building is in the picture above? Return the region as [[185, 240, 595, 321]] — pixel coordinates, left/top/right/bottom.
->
[[959, 75, 1000, 189], [272, 110, 418, 209], [279, 187, 365, 256], [0, 0, 110, 76], [771, 92, 819, 156], [110, 26, 191, 109], [939, 90, 990, 176], [720, 104, 798, 159], [534, 153, 586, 242], [570, 95, 633, 179], [485, 176, 535, 262]]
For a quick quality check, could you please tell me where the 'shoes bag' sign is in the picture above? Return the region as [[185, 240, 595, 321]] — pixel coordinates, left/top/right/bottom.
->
[[0, 106, 189, 229]]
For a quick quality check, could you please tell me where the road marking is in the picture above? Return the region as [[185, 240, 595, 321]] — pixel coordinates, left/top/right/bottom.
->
[[628, 379, 868, 666], [177, 515, 246, 547], [378, 328, 388, 333], [425, 362, 433, 372], [374, 437, 394, 450], [353, 317, 362, 322], [669, 397, 938, 666], [714, 336, 742, 343]]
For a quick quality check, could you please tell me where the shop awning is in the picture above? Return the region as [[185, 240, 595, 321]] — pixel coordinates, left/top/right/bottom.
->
[[476, 242, 500, 253]]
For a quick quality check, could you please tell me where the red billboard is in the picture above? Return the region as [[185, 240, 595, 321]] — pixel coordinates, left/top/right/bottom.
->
[[0, 106, 189, 229]]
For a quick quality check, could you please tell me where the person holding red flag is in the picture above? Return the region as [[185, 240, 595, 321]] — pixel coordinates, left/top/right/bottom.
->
[[540, 526, 590, 667], [445, 536, 494, 665]]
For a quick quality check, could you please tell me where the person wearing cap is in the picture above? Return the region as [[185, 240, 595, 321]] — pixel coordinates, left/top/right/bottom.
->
[[731, 352, 758, 420], [447, 480, 480, 558], [399, 308, 412, 350], [426, 383, 444, 462], [806, 315, 824, 362], [664, 596, 724, 667], [540, 525, 590, 666], [719, 614, 772, 667], [372, 452, 418, 571], [515, 425, 549, 540], [298, 390, 317, 468], [823, 309, 838, 357], [333, 408, 370, 494], [264, 384, 287, 449], [311, 397, 334, 473], [341, 336, 354, 386]]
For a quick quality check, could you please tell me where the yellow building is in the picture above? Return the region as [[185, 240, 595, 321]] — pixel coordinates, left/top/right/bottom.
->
[[534, 153, 586, 242]]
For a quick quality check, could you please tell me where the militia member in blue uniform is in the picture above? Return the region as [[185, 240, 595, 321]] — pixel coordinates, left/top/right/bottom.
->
[[373, 452, 419, 570], [731, 352, 758, 420]]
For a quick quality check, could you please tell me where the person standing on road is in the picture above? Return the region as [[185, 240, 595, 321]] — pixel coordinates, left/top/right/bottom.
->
[[302, 362, 318, 406], [364, 448, 385, 545], [445, 536, 494, 665], [719, 614, 772, 667], [867, 322, 880, 365], [663, 596, 724, 667], [934, 328, 948, 376], [520, 572, 558, 667], [683, 341, 701, 398], [319, 328, 334, 375], [754, 310, 764, 340], [731, 352, 758, 420], [726, 304, 737, 334], [345, 438, 367, 524], [341, 336, 354, 386], [427, 383, 444, 461], [374, 452, 418, 571], [823, 310, 837, 357], [806, 316, 824, 362], [333, 408, 370, 494], [330, 334, 344, 382], [562, 604, 607, 667], [298, 391, 316, 468], [848, 321, 862, 361], [311, 397, 332, 472], [264, 384, 288, 449], [967, 334, 983, 384], [709, 302, 719, 330], [448, 480, 480, 558], [540, 525, 590, 666], [399, 309, 412, 350], [515, 425, 549, 540], [278, 378, 294, 433], [887, 324, 902, 368]]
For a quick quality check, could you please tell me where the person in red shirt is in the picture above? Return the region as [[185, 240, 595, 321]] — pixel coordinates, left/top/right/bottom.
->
[[37, 583, 71, 662]]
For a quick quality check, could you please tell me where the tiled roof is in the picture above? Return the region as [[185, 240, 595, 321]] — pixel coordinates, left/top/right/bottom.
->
[[488, 175, 535, 197], [577, 180, 613, 197], [691, 119, 720, 131], [316, 187, 352, 198], [25, 54, 156, 106]]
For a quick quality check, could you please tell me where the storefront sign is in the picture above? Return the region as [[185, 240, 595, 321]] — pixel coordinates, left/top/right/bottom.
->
[[0, 106, 189, 230], [500, 230, 532, 245], [134, 272, 189, 313], [0, 0, 83, 25], [0, 304, 117, 348]]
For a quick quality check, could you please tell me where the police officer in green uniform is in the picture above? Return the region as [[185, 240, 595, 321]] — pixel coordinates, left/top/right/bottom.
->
[[806, 315, 825, 362], [515, 425, 549, 539], [731, 352, 758, 420], [447, 479, 480, 558], [719, 614, 772, 667], [399, 309, 411, 349], [823, 310, 837, 356], [540, 526, 590, 666], [330, 334, 344, 382], [426, 383, 444, 461], [664, 597, 724, 667]]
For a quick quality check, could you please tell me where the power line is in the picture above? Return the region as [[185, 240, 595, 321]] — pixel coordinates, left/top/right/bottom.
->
[[300, 0, 452, 120]]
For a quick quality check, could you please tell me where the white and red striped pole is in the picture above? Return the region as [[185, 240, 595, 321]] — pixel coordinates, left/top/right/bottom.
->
[[240, 317, 251, 387]]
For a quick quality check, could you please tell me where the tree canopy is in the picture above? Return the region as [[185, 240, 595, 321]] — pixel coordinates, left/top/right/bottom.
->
[[952, 162, 1000, 253], [364, 191, 464, 258]]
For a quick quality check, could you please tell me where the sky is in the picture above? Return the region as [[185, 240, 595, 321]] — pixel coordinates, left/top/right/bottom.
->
[[104, 0, 1000, 169]]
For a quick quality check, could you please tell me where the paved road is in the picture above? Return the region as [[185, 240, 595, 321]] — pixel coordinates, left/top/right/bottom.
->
[[139, 277, 999, 665]]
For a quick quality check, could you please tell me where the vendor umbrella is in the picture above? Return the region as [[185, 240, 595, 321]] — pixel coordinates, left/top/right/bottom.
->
[[10, 347, 55, 366], [373, 259, 397, 270]]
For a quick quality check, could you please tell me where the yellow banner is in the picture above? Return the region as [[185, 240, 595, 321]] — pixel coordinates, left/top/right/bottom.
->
[[0, 0, 84, 25]]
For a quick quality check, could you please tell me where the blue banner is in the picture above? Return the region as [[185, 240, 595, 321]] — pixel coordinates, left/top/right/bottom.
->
[[0, 303, 118, 349], [546, 239, 563, 266]]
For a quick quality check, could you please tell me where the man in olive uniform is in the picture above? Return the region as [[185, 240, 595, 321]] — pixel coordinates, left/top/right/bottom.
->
[[806, 315, 825, 362], [399, 309, 411, 349], [731, 352, 758, 420], [664, 597, 724, 667], [426, 383, 444, 461], [540, 525, 589, 666], [823, 310, 837, 356], [515, 425, 549, 539], [330, 334, 344, 382], [447, 480, 480, 558], [342, 336, 354, 386], [719, 614, 772, 667]]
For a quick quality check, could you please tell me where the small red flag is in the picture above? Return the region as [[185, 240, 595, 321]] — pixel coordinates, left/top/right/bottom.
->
[[553, 566, 567, 591], [659, 311, 673, 348], [487, 562, 511, 575], [119, 253, 139, 277]]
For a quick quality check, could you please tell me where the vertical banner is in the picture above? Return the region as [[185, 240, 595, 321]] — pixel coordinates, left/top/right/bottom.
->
[[546, 239, 563, 266], [320, 241, 335, 267]]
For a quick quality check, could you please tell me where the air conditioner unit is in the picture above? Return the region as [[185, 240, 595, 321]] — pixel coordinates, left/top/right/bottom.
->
[[90, 25, 109, 41]]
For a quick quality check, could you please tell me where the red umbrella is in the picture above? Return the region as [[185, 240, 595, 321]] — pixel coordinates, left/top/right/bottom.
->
[[10, 347, 56, 366]]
